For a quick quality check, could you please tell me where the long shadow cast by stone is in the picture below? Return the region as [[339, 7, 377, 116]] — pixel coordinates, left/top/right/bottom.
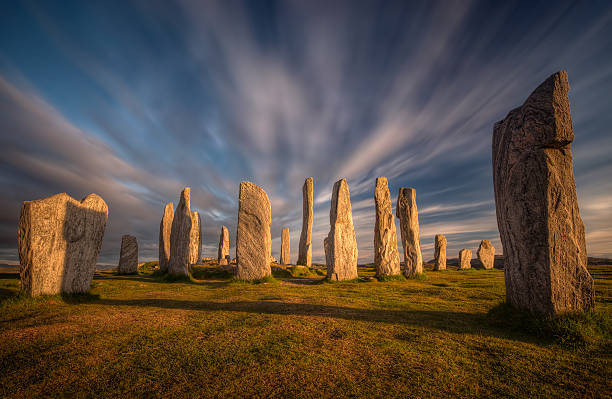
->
[[93, 273, 231, 288], [74, 296, 551, 346]]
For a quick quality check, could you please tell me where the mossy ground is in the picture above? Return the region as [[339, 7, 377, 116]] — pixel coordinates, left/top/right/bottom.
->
[[1, 262, 610, 398]]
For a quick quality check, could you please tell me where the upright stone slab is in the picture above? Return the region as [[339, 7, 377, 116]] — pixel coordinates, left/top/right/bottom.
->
[[168, 188, 192, 276], [373, 177, 401, 276], [118, 235, 138, 274], [218, 226, 229, 265], [189, 211, 202, 265], [297, 177, 313, 266], [158, 202, 174, 273], [477, 240, 495, 270], [280, 227, 290, 265], [458, 249, 472, 270], [396, 188, 423, 277], [434, 234, 447, 271], [493, 71, 594, 315], [18, 193, 108, 296], [236, 182, 272, 280], [325, 179, 358, 281]]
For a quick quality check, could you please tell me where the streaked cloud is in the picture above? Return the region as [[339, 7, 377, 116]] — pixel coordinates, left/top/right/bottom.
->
[[0, 0, 611, 264]]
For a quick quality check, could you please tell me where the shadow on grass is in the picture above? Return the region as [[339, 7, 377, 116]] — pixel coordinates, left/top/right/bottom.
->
[[57, 295, 608, 347]]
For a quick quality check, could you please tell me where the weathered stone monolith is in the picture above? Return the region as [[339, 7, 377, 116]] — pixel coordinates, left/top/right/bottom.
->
[[168, 188, 192, 276], [477, 240, 495, 270], [189, 211, 201, 265], [374, 177, 401, 276], [280, 227, 290, 265], [159, 202, 174, 272], [396, 188, 423, 277], [434, 234, 447, 271], [18, 193, 108, 296], [493, 70, 594, 314], [325, 179, 358, 281], [458, 249, 472, 269], [297, 177, 313, 266], [218, 226, 229, 265], [118, 235, 138, 274], [236, 182, 272, 280]]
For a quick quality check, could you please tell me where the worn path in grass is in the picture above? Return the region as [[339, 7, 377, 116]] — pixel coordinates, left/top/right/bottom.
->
[[1, 263, 610, 398]]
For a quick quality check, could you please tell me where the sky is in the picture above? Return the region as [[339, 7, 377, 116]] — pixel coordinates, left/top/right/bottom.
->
[[1, 0, 611, 265]]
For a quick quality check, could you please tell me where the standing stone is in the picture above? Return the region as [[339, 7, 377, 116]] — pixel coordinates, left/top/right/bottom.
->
[[236, 182, 272, 280], [18, 193, 108, 296], [493, 70, 594, 314], [118, 235, 138, 274], [396, 188, 423, 277], [373, 177, 401, 276], [158, 202, 174, 272], [189, 211, 202, 265], [434, 234, 447, 271], [218, 226, 229, 265], [168, 188, 192, 276], [458, 249, 472, 270], [280, 227, 290, 265], [297, 177, 313, 266], [325, 179, 358, 281], [477, 240, 495, 270]]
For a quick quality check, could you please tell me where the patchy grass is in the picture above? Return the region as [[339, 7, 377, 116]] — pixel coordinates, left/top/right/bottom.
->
[[0, 264, 610, 398]]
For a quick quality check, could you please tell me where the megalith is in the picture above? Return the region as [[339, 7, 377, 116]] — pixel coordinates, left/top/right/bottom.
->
[[118, 235, 138, 274], [168, 188, 192, 276], [458, 249, 472, 270], [158, 202, 174, 272], [434, 234, 447, 271], [280, 227, 290, 265], [493, 70, 594, 314], [373, 177, 401, 276], [297, 177, 313, 266], [18, 193, 108, 296], [189, 211, 201, 265], [325, 179, 358, 281], [396, 188, 423, 277], [236, 182, 272, 280], [477, 240, 495, 270], [218, 226, 229, 265]]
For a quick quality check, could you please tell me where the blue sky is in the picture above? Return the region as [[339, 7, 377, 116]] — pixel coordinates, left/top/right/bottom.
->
[[1, 0, 611, 265]]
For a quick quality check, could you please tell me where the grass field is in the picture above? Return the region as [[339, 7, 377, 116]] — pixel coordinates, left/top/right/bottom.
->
[[1, 262, 610, 398]]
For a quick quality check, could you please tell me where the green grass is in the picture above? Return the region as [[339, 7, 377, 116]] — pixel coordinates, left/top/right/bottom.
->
[[0, 264, 610, 398]]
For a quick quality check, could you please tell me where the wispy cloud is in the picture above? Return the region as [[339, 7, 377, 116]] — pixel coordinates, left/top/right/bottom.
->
[[1, 0, 611, 264]]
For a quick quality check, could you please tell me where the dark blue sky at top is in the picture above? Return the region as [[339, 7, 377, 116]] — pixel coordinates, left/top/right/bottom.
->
[[1, 0, 611, 264]]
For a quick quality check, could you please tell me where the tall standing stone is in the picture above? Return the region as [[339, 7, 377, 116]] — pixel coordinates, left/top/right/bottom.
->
[[218, 226, 229, 265], [158, 202, 174, 273], [168, 188, 192, 276], [396, 188, 423, 277], [373, 177, 401, 276], [477, 240, 495, 270], [493, 70, 594, 314], [280, 227, 290, 265], [236, 182, 272, 280], [297, 177, 313, 266], [434, 234, 447, 271], [18, 193, 108, 296], [118, 235, 138, 274], [458, 249, 472, 270], [189, 211, 202, 265], [325, 179, 358, 281]]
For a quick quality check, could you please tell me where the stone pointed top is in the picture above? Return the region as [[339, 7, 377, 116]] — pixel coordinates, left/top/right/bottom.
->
[[330, 179, 353, 225], [179, 187, 191, 209], [497, 70, 572, 148]]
